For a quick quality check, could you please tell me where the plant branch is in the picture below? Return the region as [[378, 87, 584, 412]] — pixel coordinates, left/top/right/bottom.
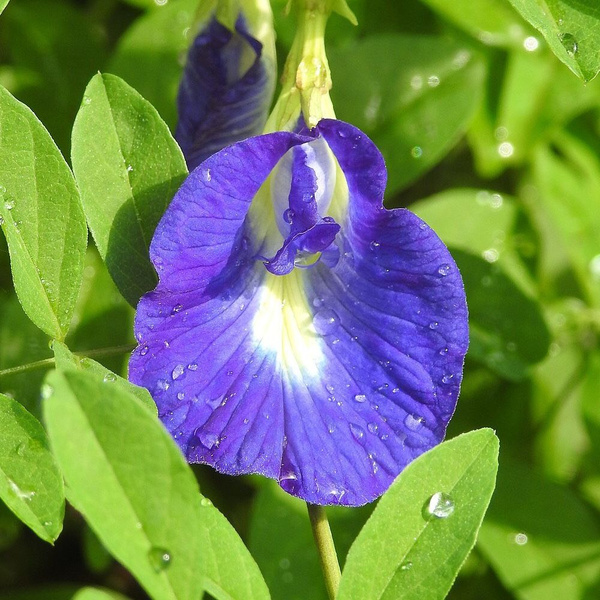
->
[[307, 503, 341, 600]]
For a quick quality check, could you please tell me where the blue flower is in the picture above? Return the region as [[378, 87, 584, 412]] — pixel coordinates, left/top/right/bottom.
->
[[129, 118, 468, 506], [175, 14, 275, 171]]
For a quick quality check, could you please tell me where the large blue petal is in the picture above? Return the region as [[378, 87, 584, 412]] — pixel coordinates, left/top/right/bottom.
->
[[175, 16, 275, 171], [129, 120, 468, 506]]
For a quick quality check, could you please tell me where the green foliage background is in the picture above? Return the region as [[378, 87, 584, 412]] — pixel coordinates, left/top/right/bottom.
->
[[0, 0, 599, 598]]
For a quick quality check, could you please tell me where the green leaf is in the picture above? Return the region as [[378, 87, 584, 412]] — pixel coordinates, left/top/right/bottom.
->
[[1, 0, 107, 153], [71, 73, 187, 306], [419, 0, 529, 47], [0, 585, 80, 600], [453, 249, 550, 380], [329, 35, 485, 194], [109, 0, 200, 130], [0, 392, 64, 543], [72, 588, 132, 600], [478, 460, 600, 600], [0, 85, 87, 340], [43, 369, 270, 600], [337, 429, 499, 600], [0, 0, 9, 15], [52, 340, 156, 414], [532, 132, 600, 307], [507, 0, 600, 82]]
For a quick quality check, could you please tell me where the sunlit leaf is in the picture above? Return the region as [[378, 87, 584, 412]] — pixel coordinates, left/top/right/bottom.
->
[[44, 369, 269, 600], [337, 429, 499, 600], [71, 73, 187, 306], [0, 392, 64, 543], [0, 85, 87, 340], [508, 0, 600, 82]]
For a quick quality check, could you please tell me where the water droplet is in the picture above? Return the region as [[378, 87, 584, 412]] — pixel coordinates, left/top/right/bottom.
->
[[171, 364, 185, 380], [200, 497, 213, 507], [439, 347, 449, 356], [354, 393, 367, 403], [425, 492, 455, 519], [400, 561, 413, 571], [126, 165, 134, 173], [171, 304, 183, 315], [16, 442, 27, 457], [177, 392, 185, 400], [482, 248, 499, 263], [523, 36, 539, 52], [350, 423, 365, 442], [367, 422, 379, 434], [559, 32, 578, 55], [498, 141, 514, 158], [283, 208, 294, 224], [514, 532, 528, 545], [196, 429, 219, 449], [429, 321, 439, 330], [4, 199, 15, 210], [404, 414, 424, 431], [437, 264, 451, 277], [8, 480, 35, 501], [369, 240, 381, 251], [156, 379, 170, 392], [83, 95, 92, 105], [441, 374, 454, 385], [313, 309, 340, 335], [140, 345, 149, 356], [0, 216, 4, 225], [40, 384, 53, 399], [427, 75, 440, 87], [187, 363, 198, 371], [411, 146, 423, 159], [103, 372, 117, 383], [0, 185, 6, 193], [148, 547, 172, 573], [203, 168, 212, 182]]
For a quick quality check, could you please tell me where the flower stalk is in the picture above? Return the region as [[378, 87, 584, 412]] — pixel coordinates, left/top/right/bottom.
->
[[307, 503, 341, 600]]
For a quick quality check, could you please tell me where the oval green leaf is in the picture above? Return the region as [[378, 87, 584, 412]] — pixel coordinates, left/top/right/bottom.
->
[[43, 369, 269, 600], [71, 73, 188, 306], [508, 0, 600, 82], [337, 429, 499, 600], [329, 35, 485, 194], [0, 85, 87, 340], [0, 392, 64, 543], [52, 340, 156, 415]]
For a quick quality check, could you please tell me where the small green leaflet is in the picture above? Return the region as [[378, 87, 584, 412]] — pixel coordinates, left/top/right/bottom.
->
[[0, 85, 87, 340], [71, 73, 187, 306], [508, 0, 600, 82], [337, 429, 499, 600], [43, 369, 270, 600], [0, 392, 64, 543], [52, 340, 156, 415]]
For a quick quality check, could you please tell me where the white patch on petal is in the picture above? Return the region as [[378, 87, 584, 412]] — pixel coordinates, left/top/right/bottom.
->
[[252, 270, 324, 377]]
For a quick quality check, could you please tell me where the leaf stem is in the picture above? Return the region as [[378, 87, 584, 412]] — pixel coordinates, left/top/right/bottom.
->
[[307, 503, 341, 600], [0, 343, 136, 378]]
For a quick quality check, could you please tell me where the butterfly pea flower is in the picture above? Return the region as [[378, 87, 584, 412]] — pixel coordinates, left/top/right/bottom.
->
[[129, 0, 468, 506], [175, 0, 276, 171]]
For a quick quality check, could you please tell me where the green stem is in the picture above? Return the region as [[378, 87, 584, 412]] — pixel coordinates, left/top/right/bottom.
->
[[307, 503, 341, 600], [0, 343, 136, 378]]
